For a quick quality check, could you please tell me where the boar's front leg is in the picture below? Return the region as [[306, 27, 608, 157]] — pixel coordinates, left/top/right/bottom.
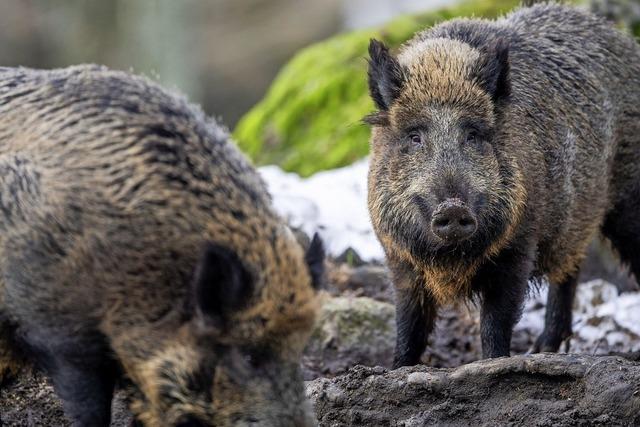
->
[[390, 260, 438, 369], [52, 358, 117, 427], [30, 332, 117, 427], [477, 246, 532, 358]]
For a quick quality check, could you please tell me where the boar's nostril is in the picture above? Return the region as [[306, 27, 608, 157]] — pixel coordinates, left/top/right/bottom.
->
[[432, 217, 451, 228], [174, 416, 210, 427], [459, 217, 474, 227], [431, 201, 477, 242]]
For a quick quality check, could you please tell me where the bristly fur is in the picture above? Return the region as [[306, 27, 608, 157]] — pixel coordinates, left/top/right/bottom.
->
[[366, 3, 640, 366], [0, 65, 321, 426]]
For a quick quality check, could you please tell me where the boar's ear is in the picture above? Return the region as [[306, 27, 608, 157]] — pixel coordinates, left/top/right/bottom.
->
[[305, 233, 325, 290], [368, 39, 405, 111], [191, 243, 253, 325], [476, 38, 510, 102]]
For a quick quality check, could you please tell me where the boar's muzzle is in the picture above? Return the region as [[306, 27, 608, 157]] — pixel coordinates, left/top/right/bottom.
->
[[430, 199, 477, 242]]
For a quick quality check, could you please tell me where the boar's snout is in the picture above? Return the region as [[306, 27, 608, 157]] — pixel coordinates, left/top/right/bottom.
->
[[431, 199, 477, 242]]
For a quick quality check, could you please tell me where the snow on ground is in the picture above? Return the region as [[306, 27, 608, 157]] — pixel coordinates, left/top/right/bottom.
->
[[259, 159, 384, 260], [518, 280, 640, 354]]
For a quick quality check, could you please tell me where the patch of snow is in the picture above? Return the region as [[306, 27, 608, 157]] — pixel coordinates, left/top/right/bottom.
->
[[260, 159, 384, 261], [515, 286, 548, 337], [515, 280, 640, 354], [572, 280, 640, 352]]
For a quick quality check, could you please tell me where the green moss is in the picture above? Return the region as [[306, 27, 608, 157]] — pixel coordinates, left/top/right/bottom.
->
[[234, 0, 522, 176]]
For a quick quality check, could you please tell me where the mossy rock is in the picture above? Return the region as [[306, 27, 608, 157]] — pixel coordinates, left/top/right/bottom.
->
[[234, 0, 522, 176]]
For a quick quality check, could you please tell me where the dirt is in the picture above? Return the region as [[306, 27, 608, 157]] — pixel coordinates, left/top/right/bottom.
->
[[0, 373, 66, 427], [0, 372, 132, 426], [307, 353, 640, 426]]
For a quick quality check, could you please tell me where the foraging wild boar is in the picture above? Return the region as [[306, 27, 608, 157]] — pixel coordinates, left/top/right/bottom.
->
[[366, 3, 640, 367], [0, 65, 324, 426]]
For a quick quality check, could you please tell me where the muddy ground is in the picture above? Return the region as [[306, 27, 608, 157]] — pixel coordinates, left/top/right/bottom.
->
[[0, 373, 133, 426]]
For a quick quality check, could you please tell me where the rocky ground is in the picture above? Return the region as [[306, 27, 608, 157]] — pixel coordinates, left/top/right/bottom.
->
[[2, 256, 640, 426]]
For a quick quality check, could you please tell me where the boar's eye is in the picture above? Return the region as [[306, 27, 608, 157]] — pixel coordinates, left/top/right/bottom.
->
[[408, 133, 423, 146], [244, 353, 258, 367], [242, 345, 270, 369], [465, 130, 478, 144]]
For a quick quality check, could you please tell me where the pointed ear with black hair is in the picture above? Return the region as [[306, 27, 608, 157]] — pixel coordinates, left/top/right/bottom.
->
[[191, 243, 253, 327], [367, 39, 405, 111], [475, 38, 510, 102], [305, 233, 325, 290]]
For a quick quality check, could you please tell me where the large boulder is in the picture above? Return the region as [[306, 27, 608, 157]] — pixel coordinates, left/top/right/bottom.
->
[[306, 353, 640, 426]]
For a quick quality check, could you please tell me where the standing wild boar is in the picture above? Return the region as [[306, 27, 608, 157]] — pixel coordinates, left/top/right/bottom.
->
[[0, 65, 324, 426], [366, 3, 640, 367]]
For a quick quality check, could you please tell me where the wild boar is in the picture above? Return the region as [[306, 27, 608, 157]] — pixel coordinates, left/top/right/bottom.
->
[[366, 4, 640, 367], [0, 65, 324, 426]]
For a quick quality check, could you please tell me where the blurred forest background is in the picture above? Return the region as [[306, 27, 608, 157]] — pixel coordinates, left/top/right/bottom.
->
[[0, 0, 457, 127]]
